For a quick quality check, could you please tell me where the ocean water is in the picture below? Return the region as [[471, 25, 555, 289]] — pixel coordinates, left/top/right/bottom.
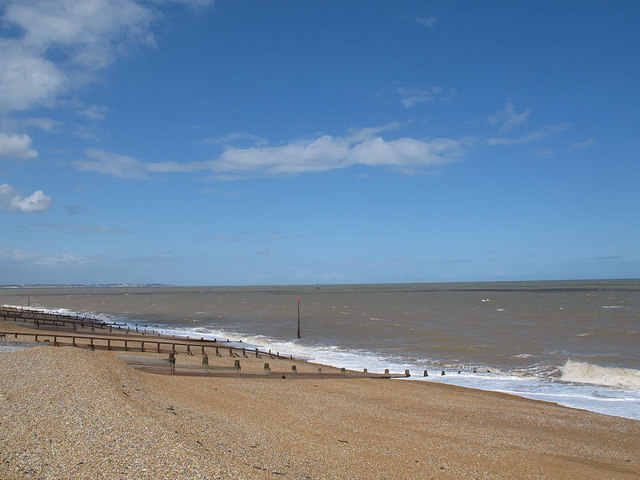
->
[[1, 279, 639, 420]]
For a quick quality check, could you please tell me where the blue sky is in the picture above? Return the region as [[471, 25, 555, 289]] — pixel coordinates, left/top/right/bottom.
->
[[1, 0, 638, 286]]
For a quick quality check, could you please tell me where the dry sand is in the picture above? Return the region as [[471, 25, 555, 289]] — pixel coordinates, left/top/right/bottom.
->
[[1, 333, 639, 479]]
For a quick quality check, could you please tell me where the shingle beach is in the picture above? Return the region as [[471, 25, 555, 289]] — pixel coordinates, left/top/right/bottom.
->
[[1, 320, 638, 479]]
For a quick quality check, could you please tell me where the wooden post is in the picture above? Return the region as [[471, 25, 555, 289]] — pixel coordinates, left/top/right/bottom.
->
[[169, 353, 176, 375], [297, 296, 301, 339], [202, 355, 208, 366], [384, 368, 389, 375]]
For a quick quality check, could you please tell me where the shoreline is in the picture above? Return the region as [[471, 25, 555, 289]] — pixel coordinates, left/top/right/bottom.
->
[[3, 303, 640, 421], [1, 316, 640, 478]]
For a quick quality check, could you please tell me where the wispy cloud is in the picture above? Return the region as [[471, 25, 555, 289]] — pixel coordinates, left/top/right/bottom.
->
[[30, 223, 130, 234], [0, 133, 39, 159], [74, 124, 469, 180], [397, 87, 454, 108], [571, 138, 597, 148], [0, 247, 90, 266], [202, 131, 268, 148], [415, 16, 438, 28], [0, 183, 52, 212], [74, 149, 148, 179], [76, 104, 108, 121], [206, 231, 293, 244], [207, 233, 256, 243], [488, 123, 570, 146], [22, 117, 64, 133], [487, 101, 530, 133]]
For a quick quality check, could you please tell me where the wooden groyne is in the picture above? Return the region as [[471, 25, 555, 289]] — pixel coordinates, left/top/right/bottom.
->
[[0, 331, 291, 360]]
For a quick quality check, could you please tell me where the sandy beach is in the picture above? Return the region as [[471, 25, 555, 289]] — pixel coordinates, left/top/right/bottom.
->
[[1, 319, 639, 479]]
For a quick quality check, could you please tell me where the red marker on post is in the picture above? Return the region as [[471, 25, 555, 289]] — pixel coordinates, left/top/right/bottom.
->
[[297, 297, 301, 339]]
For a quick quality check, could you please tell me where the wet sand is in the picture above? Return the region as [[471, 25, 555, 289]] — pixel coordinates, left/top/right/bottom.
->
[[0, 324, 638, 479]]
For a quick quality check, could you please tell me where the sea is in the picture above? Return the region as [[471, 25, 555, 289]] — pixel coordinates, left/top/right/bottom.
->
[[1, 279, 639, 421]]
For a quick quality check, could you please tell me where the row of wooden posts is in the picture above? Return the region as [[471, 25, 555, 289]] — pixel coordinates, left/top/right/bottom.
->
[[0, 331, 291, 360]]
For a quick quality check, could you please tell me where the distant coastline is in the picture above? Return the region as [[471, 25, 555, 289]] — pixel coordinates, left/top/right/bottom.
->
[[2, 277, 639, 290], [0, 283, 173, 289]]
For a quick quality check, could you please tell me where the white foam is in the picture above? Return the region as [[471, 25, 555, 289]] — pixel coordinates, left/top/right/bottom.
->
[[560, 360, 640, 390]]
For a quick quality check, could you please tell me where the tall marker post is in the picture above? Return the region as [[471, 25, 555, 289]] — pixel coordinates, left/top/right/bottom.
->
[[297, 296, 301, 339]]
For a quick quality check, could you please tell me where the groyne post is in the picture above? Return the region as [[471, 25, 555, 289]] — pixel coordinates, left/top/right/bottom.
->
[[169, 353, 176, 375]]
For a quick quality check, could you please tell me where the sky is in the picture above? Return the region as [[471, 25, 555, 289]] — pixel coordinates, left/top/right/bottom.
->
[[1, 0, 639, 286]]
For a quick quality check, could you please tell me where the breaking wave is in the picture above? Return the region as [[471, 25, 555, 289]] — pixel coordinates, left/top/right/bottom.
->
[[560, 360, 640, 390]]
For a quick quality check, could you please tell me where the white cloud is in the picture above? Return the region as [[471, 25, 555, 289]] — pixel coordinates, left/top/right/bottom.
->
[[74, 148, 148, 179], [73, 125, 468, 179], [0, 0, 160, 113], [0, 183, 52, 212], [0, 43, 68, 112], [3, 0, 155, 68], [213, 126, 465, 176], [488, 123, 570, 146], [0, 132, 38, 159], [487, 101, 530, 133], [0, 0, 214, 115]]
